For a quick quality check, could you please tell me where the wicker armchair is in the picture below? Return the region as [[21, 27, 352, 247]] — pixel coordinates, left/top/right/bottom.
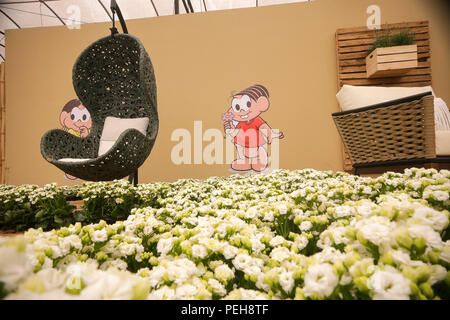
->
[[40, 33, 158, 182], [332, 92, 450, 174]]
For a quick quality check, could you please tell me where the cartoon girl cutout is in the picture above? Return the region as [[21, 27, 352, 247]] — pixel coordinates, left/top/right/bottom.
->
[[223, 84, 284, 172], [59, 99, 92, 180]]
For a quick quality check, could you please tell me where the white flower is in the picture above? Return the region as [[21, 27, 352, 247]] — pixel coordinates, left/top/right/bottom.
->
[[429, 265, 447, 285], [263, 211, 274, 222], [369, 268, 411, 300], [278, 204, 288, 215], [279, 271, 294, 294], [222, 245, 238, 260], [92, 230, 108, 243], [175, 284, 197, 299], [250, 238, 265, 254], [244, 265, 261, 276], [147, 286, 175, 300], [119, 243, 136, 256], [208, 278, 227, 296], [199, 238, 221, 252], [303, 263, 338, 298], [214, 264, 234, 283], [356, 216, 393, 246], [295, 235, 308, 251], [432, 190, 449, 201], [157, 238, 174, 255], [143, 225, 153, 236], [0, 244, 33, 291], [439, 241, 450, 263], [269, 235, 284, 247], [245, 207, 258, 219], [408, 224, 443, 249], [80, 271, 135, 299], [357, 205, 372, 216], [300, 221, 313, 231], [233, 253, 252, 270], [412, 206, 449, 231], [192, 244, 207, 259], [334, 205, 353, 218], [270, 247, 290, 262]]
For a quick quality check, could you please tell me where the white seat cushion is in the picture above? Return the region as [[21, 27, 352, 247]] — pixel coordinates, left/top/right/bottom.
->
[[434, 98, 450, 131], [58, 158, 92, 163], [98, 117, 149, 157], [436, 131, 450, 156], [336, 85, 435, 111]]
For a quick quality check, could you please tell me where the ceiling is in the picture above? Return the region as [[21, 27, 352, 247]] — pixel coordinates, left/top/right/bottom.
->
[[0, 0, 311, 61]]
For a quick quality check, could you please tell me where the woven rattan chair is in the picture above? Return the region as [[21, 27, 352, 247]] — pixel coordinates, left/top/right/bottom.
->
[[332, 92, 450, 174], [40, 33, 158, 182]]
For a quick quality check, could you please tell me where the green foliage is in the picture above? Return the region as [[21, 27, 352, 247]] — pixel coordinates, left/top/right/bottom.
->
[[367, 29, 415, 56]]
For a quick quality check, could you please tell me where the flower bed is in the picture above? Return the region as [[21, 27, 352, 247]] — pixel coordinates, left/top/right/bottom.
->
[[0, 168, 449, 300]]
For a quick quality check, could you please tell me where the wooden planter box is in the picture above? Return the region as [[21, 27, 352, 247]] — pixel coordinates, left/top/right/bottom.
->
[[366, 44, 418, 78]]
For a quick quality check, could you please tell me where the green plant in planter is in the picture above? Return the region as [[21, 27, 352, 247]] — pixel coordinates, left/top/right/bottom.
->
[[367, 29, 415, 56]]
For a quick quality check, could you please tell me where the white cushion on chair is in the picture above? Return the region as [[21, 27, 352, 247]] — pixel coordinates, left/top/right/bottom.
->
[[434, 98, 450, 131], [436, 131, 450, 156], [98, 117, 149, 157], [58, 158, 92, 163], [336, 85, 435, 111]]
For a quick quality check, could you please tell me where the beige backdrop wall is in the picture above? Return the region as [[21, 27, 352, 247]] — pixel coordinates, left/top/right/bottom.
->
[[4, 0, 450, 185]]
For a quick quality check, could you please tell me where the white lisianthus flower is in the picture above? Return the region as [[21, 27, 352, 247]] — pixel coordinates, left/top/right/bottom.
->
[[192, 244, 208, 259], [175, 284, 197, 299], [369, 268, 411, 300], [303, 263, 339, 298], [157, 238, 174, 255], [269, 235, 285, 247], [357, 204, 372, 216], [80, 271, 135, 299], [412, 207, 449, 231], [432, 190, 449, 201], [214, 264, 234, 283], [391, 249, 412, 265], [0, 244, 33, 291], [92, 230, 108, 243], [200, 238, 221, 252], [279, 271, 294, 294], [244, 265, 261, 277], [334, 206, 353, 218], [408, 224, 443, 249], [245, 207, 258, 219], [295, 235, 309, 251], [300, 221, 313, 231], [208, 278, 227, 296], [278, 204, 288, 215], [143, 225, 153, 236], [263, 211, 274, 222], [233, 253, 252, 270], [222, 245, 239, 260], [147, 285, 175, 300], [250, 238, 265, 254], [270, 247, 290, 262], [429, 265, 447, 285], [356, 216, 393, 246], [439, 241, 450, 263]]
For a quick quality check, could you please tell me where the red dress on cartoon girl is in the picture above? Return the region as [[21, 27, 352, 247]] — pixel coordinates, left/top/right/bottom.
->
[[223, 84, 284, 172], [59, 99, 92, 180]]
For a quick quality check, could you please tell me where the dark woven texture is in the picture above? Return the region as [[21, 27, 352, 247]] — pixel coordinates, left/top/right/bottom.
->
[[332, 95, 436, 165], [41, 34, 158, 181]]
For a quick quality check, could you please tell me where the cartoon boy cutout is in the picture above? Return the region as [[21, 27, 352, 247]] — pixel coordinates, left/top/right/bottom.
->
[[223, 84, 284, 172], [59, 99, 92, 180]]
